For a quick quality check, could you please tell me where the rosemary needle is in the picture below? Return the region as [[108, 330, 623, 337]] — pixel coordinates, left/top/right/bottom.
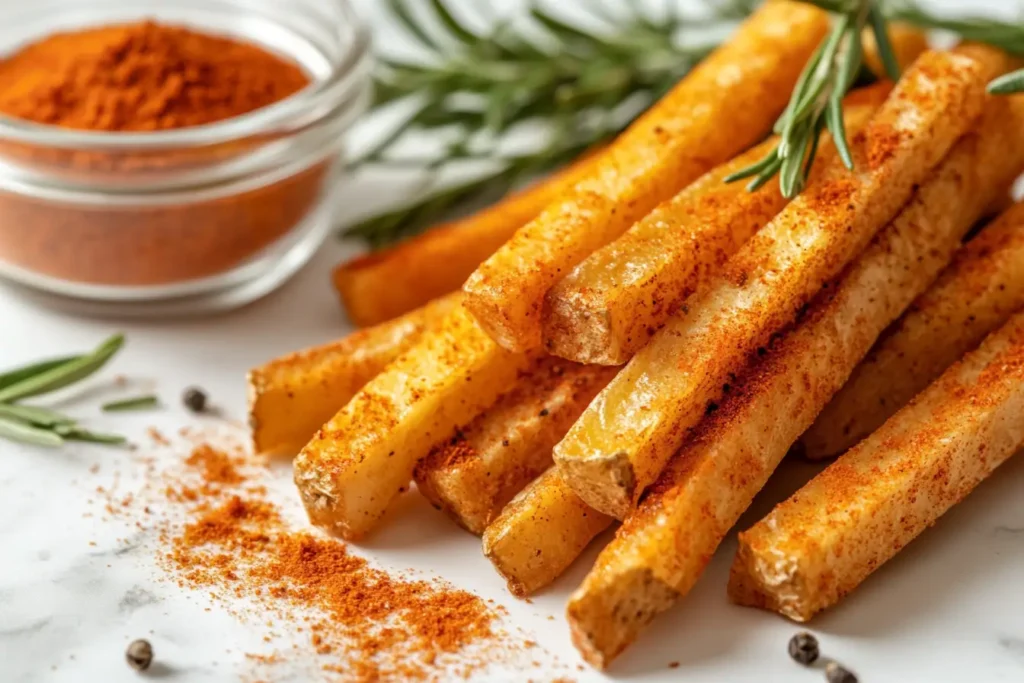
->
[[58, 428, 128, 446], [0, 416, 64, 448], [0, 334, 124, 403], [102, 395, 160, 412], [0, 403, 76, 428], [0, 355, 78, 391], [988, 70, 1024, 95]]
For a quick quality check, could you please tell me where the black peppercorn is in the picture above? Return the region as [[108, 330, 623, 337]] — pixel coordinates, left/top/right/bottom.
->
[[182, 387, 207, 413], [125, 639, 153, 671], [788, 631, 819, 665], [825, 661, 858, 683]]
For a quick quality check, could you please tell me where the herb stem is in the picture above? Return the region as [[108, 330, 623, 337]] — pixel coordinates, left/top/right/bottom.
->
[[102, 395, 159, 412], [0, 416, 64, 447], [0, 334, 124, 403]]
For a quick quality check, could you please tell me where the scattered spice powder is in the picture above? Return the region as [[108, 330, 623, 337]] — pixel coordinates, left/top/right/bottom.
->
[[99, 429, 536, 681]]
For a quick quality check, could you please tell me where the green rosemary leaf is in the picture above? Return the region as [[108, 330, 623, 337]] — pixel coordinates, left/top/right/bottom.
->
[[427, 0, 479, 44], [826, 96, 854, 169], [867, 5, 901, 81], [0, 415, 63, 448], [723, 147, 780, 184], [780, 124, 813, 198], [0, 355, 78, 391], [774, 41, 826, 136], [835, 24, 863, 93], [387, 0, 441, 51], [0, 403, 76, 428], [747, 153, 784, 192], [102, 395, 159, 412], [530, 6, 609, 50], [988, 69, 1024, 95], [0, 334, 125, 403], [57, 426, 127, 446]]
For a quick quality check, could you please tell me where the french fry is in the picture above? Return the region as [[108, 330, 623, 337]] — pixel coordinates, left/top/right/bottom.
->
[[554, 47, 1005, 520], [293, 304, 532, 540], [414, 359, 617, 535], [333, 154, 600, 327], [729, 310, 1024, 622], [463, 2, 830, 352], [564, 94, 1024, 669], [482, 468, 613, 598], [542, 89, 890, 365], [248, 293, 461, 456], [802, 201, 1024, 459]]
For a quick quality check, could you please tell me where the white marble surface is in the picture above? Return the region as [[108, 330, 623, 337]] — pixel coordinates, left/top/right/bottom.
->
[[3, 0, 1024, 681]]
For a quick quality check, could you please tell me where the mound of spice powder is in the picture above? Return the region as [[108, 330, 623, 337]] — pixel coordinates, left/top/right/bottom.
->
[[111, 432, 525, 681], [0, 21, 308, 131], [0, 20, 327, 287]]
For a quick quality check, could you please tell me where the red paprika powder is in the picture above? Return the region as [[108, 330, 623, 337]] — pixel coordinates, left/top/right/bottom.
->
[[0, 20, 334, 290]]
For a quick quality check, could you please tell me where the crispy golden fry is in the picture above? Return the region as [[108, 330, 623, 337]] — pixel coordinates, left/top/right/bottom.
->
[[463, 2, 830, 352], [293, 304, 532, 540], [542, 89, 890, 365], [414, 359, 617, 535], [730, 311, 1024, 622], [802, 201, 1024, 459], [482, 468, 613, 598], [564, 94, 1024, 669], [333, 154, 599, 327], [247, 293, 462, 457], [554, 47, 1005, 520]]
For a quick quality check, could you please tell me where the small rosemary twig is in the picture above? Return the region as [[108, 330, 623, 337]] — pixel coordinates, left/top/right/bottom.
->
[[0, 334, 132, 448], [344, 0, 756, 246], [102, 395, 160, 412], [725, 0, 898, 197]]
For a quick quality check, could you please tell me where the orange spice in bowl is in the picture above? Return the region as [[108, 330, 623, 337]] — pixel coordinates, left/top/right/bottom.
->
[[0, 1, 371, 313]]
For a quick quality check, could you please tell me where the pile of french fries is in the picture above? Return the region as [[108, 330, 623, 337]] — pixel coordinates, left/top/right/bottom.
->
[[250, 1, 1024, 670]]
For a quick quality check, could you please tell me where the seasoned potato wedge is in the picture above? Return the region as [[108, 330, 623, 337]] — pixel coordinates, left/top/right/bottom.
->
[[414, 359, 617, 535], [248, 292, 461, 456], [463, 2, 830, 351], [565, 94, 1024, 669], [554, 47, 1005, 520], [730, 311, 1024, 622], [803, 201, 1024, 459], [542, 90, 889, 365], [334, 154, 599, 327], [482, 468, 613, 598], [293, 304, 532, 540]]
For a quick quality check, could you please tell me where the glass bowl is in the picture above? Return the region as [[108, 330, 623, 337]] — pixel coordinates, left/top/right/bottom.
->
[[0, 0, 372, 315]]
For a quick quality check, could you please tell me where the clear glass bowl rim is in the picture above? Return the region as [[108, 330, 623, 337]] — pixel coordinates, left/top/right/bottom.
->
[[0, 0, 373, 152]]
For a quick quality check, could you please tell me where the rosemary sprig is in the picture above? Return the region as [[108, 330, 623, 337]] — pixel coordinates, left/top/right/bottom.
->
[[345, 0, 757, 246], [989, 70, 1024, 95], [0, 334, 133, 448], [102, 395, 159, 412], [0, 334, 124, 403], [350, 0, 1024, 236], [725, 0, 898, 197]]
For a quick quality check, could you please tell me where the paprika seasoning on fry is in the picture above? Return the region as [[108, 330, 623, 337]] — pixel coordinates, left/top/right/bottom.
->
[[0, 20, 337, 290]]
